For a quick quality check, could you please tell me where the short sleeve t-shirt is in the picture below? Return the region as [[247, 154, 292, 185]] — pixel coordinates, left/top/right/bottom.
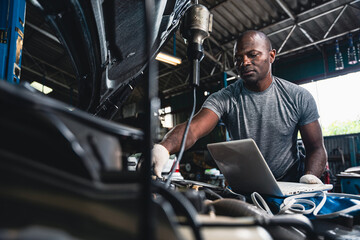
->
[[202, 76, 319, 179]]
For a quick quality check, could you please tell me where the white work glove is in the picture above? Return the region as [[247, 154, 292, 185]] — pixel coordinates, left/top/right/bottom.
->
[[152, 144, 170, 179], [299, 174, 323, 184]]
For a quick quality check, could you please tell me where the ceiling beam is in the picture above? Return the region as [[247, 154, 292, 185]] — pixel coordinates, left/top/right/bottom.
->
[[277, 27, 360, 57], [262, 0, 341, 36], [274, 0, 296, 20], [298, 24, 321, 52], [204, 50, 223, 67], [278, 25, 296, 53], [23, 51, 76, 79], [266, 3, 354, 38], [265, 4, 343, 38], [221, 0, 360, 57], [323, 5, 348, 39], [274, 0, 321, 52], [158, 64, 188, 78], [22, 65, 78, 93], [26, 21, 60, 44], [210, 53, 222, 76], [222, 0, 359, 44]]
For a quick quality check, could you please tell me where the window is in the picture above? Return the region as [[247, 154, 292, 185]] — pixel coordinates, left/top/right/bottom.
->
[[159, 106, 173, 129], [300, 71, 360, 136]]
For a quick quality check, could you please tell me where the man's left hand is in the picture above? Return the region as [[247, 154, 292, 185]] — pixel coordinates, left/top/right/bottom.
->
[[299, 174, 323, 184]]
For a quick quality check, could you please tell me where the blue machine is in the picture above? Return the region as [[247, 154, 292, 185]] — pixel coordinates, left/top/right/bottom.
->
[[0, 0, 26, 84], [340, 176, 360, 194]]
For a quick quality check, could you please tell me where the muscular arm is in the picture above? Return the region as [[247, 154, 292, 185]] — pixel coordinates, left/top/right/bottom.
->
[[299, 120, 327, 178], [160, 108, 219, 154]]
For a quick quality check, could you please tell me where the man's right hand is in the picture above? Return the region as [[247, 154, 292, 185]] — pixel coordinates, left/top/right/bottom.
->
[[152, 144, 170, 178], [299, 174, 323, 184]]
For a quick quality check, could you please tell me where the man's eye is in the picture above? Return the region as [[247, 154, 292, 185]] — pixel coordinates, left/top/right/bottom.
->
[[249, 53, 258, 58]]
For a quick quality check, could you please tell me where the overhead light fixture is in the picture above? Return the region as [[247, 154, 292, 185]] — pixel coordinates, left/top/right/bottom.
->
[[334, 39, 344, 71], [30, 81, 53, 94], [155, 52, 182, 66], [226, 75, 240, 81], [347, 33, 357, 65]]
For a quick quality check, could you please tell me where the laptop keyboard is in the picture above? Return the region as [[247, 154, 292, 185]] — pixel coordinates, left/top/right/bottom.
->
[[278, 182, 320, 195]]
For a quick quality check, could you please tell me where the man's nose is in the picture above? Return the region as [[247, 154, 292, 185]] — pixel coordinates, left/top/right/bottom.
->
[[241, 55, 251, 66]]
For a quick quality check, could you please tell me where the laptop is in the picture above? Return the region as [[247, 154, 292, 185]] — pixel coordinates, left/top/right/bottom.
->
[[207, 139, 333, 197]]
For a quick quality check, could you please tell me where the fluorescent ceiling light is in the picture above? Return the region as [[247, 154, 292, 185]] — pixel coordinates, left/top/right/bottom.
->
[[30, 81, 53, 94], [226, 75, 240, 81], [155, 52, 182, 66]]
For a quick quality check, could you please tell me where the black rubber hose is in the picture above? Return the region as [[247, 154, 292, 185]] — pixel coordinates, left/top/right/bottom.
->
[[152, 181, 203, 240]]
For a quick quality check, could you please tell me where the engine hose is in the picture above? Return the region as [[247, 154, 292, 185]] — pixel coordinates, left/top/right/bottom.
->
[[207, 198, 314, 240], [152, 181, 203, 240], [208, 198, 269, 217], [202, 188, 223, 200]]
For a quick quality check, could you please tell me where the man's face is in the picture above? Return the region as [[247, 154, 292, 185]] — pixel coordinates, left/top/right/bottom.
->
[[234, 33, 275, 86]]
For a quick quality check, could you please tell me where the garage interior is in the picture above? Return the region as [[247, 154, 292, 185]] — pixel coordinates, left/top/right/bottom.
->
[[1, 0, 360, 239], [21, 0, 360, 183]]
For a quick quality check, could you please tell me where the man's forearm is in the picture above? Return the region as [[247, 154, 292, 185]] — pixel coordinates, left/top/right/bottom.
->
[[158, 108, 219, 154], [299, 120, 328, 178], [160, 122, 197, 154], [304, 146, 327, 178]]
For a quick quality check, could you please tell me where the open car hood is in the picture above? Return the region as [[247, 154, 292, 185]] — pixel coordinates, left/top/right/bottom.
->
[[30, 0, 190, 116]]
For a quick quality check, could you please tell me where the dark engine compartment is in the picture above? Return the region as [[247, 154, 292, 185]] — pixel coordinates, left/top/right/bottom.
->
[[1, 81, 360, 240]]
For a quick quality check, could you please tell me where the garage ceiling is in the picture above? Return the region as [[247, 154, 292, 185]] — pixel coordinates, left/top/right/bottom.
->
[[21, 0, 360, 108]]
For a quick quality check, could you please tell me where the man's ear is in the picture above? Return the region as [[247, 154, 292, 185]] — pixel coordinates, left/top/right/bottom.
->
[[269, 49, 276, 63]]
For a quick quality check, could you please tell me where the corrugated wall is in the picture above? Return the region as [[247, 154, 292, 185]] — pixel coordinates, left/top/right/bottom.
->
[[324, 133, 360, 175]]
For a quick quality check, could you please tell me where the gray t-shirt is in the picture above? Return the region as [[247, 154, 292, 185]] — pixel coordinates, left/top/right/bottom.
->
[[202, 76, 319, 179]]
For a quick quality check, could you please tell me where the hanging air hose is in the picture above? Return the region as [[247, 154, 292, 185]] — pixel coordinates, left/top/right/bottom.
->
[[165, 2, 212, 187]]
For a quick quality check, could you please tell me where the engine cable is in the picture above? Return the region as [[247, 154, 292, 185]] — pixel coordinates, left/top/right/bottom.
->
[[165, 87, 197, 187], [251, 191, 360, 218]]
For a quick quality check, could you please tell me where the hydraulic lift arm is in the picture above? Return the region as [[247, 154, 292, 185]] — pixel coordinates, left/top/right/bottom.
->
[[0, 0, 26, 84]]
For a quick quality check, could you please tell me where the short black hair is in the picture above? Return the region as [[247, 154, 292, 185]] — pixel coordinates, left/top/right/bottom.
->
[[238, 30, 272, 50]]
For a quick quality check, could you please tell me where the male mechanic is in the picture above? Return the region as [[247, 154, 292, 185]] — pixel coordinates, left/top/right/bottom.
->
[[153, 30, 327, 184]]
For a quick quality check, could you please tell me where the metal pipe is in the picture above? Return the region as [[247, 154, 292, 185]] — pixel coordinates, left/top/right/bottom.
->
[[23, 51, 76, 79], [278, 25, 296, 53], [191, 59, 200, 86], [267, 4, 346, 37], [22, 65, 78, 93], [267, 26, 293, 37], [323, 5, 348, 39], [298, 5, 343, 26], [277, 27, 360, 57], [298, 25, 321, 51], [204, 50, 223, 67], [223, 0, 360, 56], [210, 53, 222, 76], [274, 0, 295, 20], [209, 36, 223, 48], [299, 26, 314, 42], [158, 64, 188, 78], [26, 21, 60, 43], [263, 0, 338, 36], [238, 0, 359, 40]]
